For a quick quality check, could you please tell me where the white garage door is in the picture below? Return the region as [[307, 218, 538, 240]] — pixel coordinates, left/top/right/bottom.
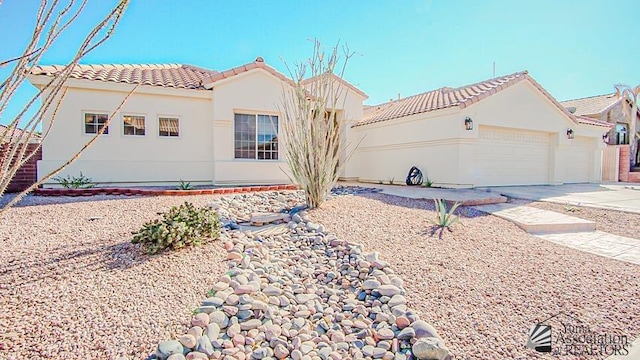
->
[[563, 137, 591, 183], [475, 126, 550, 186]]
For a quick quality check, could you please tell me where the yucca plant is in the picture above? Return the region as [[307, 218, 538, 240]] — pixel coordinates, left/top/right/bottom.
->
[[429, 198, 462, 239]]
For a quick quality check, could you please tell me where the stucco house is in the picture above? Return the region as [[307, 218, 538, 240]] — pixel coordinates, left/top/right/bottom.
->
[[560, 93, 640, 162], [27, 58, 366, 187], [28, 61, 611, 189], [347, 71, 612, 187]]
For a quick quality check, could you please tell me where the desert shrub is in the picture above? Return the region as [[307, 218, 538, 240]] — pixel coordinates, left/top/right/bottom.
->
[[429, 198, 461, 239], [132, 202, 221, 254], [53, 172, 94, 188]]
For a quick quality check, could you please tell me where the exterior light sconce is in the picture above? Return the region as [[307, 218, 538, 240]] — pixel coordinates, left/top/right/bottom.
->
[[602, 133, 609, 143], [464, 117, 473, 130], [566, 128, 574, 140]]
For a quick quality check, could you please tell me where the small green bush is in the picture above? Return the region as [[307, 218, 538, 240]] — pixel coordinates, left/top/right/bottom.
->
[[132, 202, 221, 254], [53, 172, 94, 188]]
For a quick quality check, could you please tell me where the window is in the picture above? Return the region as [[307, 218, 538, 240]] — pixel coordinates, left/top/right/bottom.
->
[[614, 124, 628, 145], [84, 113, 109, 134], [234, 113, 278, 160], [123, 115, 145, 136], [159, 117, 179, 137]]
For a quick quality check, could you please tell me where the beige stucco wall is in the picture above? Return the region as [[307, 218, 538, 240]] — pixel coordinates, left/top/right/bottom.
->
[[349, 108, 464, 186], [37, 81, 214, 186], [211, 70, 366, 185], [32, 68, 366, 187], [349, 80, 606, 187], [462, 81, 605, 185], [211, 70, 292, 185]]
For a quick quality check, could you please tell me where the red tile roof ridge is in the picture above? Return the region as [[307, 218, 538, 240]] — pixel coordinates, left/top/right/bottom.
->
[[575, 115, 614, 128], [356, 71, 529, 127]]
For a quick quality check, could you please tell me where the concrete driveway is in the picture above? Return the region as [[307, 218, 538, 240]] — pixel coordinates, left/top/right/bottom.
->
[[482, 183, 640, 214]]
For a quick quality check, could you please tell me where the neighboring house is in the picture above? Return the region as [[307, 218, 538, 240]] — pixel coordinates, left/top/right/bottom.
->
[[28, 62, 611, 189], [0, 124, 42, 192], [346, 71, 612, 187], [27, 58, 366, 187], [560, 93, 640, 162]]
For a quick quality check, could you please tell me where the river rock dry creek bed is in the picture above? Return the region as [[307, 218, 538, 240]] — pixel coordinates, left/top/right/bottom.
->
[[1, 188, 639, 360]]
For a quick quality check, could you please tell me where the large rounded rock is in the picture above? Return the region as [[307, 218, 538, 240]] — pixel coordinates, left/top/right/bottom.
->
[[156, 340, 184, 360], [411, 337, 451, 360], [377, 285, 401, 297], [167, 354, 186, 360], [178, 334, 196, 349], [209, 310, 229, 328], [411, 320, 440, 339]]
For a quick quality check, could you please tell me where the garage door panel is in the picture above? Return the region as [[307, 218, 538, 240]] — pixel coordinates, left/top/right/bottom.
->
[[475, 127, 549, 186]]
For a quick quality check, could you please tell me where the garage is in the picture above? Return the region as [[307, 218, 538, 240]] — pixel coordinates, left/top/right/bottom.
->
[[474, 126, 550, 186], [563, 137, 591, 183]]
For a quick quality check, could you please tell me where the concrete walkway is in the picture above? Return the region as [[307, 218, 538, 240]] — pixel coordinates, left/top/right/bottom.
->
[[339, 181, 507, 206], [474, 203, 640, 266], [481, 183, 640, 214]]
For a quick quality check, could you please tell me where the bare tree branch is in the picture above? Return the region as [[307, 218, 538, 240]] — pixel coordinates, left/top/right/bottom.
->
[[0, 84, 138, 213], [0, 0, 130, 203], [279, 39, 360, 208]]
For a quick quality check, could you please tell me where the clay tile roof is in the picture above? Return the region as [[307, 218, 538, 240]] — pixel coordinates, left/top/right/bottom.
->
[[356, 71, 530, 127], [559, 93, 621, 116], [575, 115, 614, 128], [0, 124, 41, 142], [201, 58, 294, 87], [29, 64, 219, 90]]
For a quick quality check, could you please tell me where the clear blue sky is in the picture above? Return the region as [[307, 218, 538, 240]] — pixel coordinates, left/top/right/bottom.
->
[[1, 0, 638, 126]]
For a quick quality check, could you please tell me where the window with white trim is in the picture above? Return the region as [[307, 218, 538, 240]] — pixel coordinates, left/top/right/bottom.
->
[[84, 113, 109, 134], [123, 115, 146, 136], [159, 117, 179, 137], [234, 113, 278, 160]]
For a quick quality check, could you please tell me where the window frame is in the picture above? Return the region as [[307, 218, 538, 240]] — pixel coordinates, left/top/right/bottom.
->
[[122, 113, 147, 137], [82, 111, 110, 136], [157, 116, 181, 138], [233, 112, 279, 161]]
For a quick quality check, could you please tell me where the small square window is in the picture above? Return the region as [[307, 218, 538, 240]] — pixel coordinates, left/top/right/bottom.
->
[[123, 115, 146, 136], [159, 117, 179, 137], [84, 113, 109, 134]]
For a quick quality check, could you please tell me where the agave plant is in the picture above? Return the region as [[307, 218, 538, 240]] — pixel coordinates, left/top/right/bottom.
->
[[424, 178, 433, 188], [429, 198, 462, 239], [177, 179, 192, 190]]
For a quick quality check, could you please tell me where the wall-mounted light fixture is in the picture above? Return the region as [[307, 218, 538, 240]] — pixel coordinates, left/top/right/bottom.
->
[[464, 117, 473, 131], [566, 128, 574, 140], [602, 133, 609, 143]]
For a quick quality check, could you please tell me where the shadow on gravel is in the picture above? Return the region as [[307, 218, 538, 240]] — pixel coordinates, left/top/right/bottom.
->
[[351, 192, 493, 219], [0, 241, 150, 287], [0, 193, 146, 208]]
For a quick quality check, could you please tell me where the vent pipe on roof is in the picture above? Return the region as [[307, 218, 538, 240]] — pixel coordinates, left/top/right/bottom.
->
[[567, 106, 577, 114]]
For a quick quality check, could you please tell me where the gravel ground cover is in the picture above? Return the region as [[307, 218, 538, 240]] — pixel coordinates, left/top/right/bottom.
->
[[152, 190, 450, 360], [0, 195, 227, 359], [1, 190, 639, 360], [311, 193, 640, 359], [509, 198, 640, 240]]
